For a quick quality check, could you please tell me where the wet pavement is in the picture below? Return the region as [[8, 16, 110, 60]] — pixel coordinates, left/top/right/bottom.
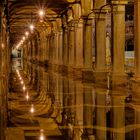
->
[[6, 59, 140, 140]]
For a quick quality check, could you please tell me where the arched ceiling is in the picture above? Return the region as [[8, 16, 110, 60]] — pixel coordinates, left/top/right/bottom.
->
[[8, 0, 73, 47]]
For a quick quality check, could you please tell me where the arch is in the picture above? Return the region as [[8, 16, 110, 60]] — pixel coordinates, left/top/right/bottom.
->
[[80, 0, 93, 16], [125, 38, 134, 51], [72, 2, 82, 19]]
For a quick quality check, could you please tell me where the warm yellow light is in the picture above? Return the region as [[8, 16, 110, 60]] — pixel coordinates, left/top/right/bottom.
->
[[39, 10, 45, 17], [30, 104, 35, 113], [30, 24, 34, 30], [23, 86, 26, 91], [40, 135, 45, 140], [40, 129, 45, 140], [1, 43, 5, 49], [21, 80, 24, 84], [26, 93, 29, 100], [22, 36, 25, 40], [25, 31, 29, 36]]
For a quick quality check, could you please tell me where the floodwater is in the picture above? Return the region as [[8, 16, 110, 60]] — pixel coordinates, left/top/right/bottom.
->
[[7, 58, 139, 140]]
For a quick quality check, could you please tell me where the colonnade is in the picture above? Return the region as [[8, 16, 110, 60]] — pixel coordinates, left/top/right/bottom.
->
[[22, 0, 138, 83]]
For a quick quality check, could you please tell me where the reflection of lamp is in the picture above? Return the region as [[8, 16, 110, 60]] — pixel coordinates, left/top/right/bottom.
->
[[26, 92, 29, 100], [40, 129, 45, 140], [23, 86, 26, 91], [30, 24, 34, 31], [30, 104, 35, 113], [39, 10, 45, 22], [25, 31, 29, 36]]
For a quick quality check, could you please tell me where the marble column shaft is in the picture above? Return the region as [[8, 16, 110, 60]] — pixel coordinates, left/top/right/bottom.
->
[[83, 17, 93, 70], [112, 4, 126, 75], [134, 0, 140, 78], [68, 22, 75, 67], [63, 26, 68, 66], [75, 19, 84, 68], [58, 30, 63, 66], [95, 12, 106, 72]]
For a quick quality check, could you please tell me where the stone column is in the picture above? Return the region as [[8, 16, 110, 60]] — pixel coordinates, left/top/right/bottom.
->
[[111, 1, 127, 76], [134, 0, 140, 79], [82, 17, 94, 81], [94, 0, 107, 81], [42, 31, 46, 64], [52, 33, 55, 65], [68, 21, 75, 70], [58, 29, 63, 70], [62, 25, 68, 74], [46, 35, 49, 63], [48, 35, 52, 64], [55, 32, 59, 67], [75, 19, 83, 68]]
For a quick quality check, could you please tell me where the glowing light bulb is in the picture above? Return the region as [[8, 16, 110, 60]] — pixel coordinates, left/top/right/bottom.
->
[[30, 24, 34, 30], [21, 80, 24, 84], [39, 10, 45, 17]]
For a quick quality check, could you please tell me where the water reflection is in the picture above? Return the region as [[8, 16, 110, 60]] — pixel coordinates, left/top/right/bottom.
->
[[8, 59, 139, 140]]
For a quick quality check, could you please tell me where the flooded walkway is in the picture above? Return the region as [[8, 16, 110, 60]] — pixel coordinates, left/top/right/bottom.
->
[[6, 59, 140, 140], [6, 60, 66, 140]]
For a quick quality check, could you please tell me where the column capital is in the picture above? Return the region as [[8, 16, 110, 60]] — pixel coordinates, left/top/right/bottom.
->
[[81, 13, 95, 20], [111, 0, 128, 5]]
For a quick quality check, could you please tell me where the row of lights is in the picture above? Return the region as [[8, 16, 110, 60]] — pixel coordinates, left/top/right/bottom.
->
[[16, 69, 35, 113], [16, 9, 45, 49], [16, 69, 45, 140]]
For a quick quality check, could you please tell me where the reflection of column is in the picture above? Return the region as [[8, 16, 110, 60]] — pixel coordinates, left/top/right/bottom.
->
[[96, 89, 107, 140], [68, 79, 75, 121], [75, 81, 83, 140], [134, 0, 140, 78], [83, 84, 94, 137], [111, 1, 127, 75], [132, 84, 140, 140], [62, 78, 69, 125], [134, 105, 140, 140], [112, 95, 125, 140]]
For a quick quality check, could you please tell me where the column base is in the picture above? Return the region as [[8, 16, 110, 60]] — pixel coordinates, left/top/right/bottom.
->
[[67, 66, 74, 78], [93, 71, 108, 84], [61, 65, 68, 76], [73, 67, 83, 81], [111, 74, 127, 95], [132, 80, 140, 102], [82, 69, 94, 82]]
